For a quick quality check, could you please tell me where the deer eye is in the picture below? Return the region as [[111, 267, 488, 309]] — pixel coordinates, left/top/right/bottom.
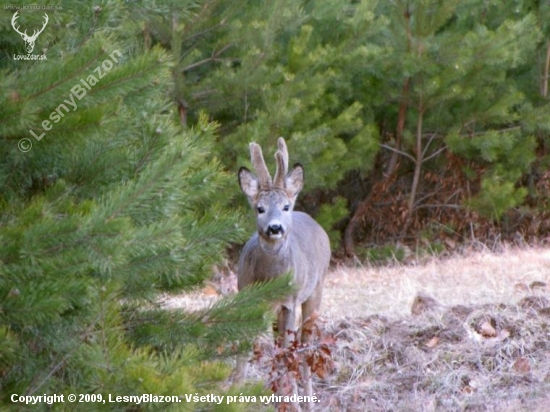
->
[[257, 206, 265, 214], [283, 204, 290, 212]]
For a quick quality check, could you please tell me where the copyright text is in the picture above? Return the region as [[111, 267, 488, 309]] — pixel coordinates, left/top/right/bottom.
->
[[11, 392, 320, 405]]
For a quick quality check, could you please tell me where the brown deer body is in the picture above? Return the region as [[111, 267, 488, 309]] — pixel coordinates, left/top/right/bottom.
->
[[234, 138, 331, 398]]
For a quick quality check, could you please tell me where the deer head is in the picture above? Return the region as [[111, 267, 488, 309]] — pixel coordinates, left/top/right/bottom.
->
[[238, 138, 304, 248], [11, 11, 49, 54]]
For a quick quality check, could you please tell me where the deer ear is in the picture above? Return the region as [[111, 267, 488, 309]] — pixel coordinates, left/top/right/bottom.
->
[[285, 164, 304, 198], [238, 167, 260, 201]]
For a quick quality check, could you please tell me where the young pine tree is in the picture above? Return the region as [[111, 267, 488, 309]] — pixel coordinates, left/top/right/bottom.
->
[[342, 0, 550, 249], [0, 2, 291, 410]]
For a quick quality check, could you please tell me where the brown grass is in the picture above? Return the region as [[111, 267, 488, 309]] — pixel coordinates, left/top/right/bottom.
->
[[318, 246, 550, 411], [162, 246, 550, 411], [324, 246, 550, 319]]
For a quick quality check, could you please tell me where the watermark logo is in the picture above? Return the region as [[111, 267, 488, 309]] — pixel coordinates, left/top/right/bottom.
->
[[18, 138, 32, 152], [11, 11, 48, 60], [19, 50, 123, 151]]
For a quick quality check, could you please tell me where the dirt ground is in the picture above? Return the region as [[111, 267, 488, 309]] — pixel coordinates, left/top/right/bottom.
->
[[162, 246, 550, 411]]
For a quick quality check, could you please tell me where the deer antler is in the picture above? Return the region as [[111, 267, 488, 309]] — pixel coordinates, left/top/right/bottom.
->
[[30, 13, 49, 40], [250, 143, 272, 189], [273, 137, 289, 188], [11, 11, 26, 37], [11, 11, 48, 41]]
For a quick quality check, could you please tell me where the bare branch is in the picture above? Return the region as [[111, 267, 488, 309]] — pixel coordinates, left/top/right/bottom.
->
[[181, 43, 233, 72], [380, 143, 416, 163], [423, 146, 446, 163]]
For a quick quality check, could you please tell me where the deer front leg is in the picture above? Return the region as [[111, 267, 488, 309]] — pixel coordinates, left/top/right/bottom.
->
[[275, 304, 302, 411], [277, 304, 296, 347], [300, 283, 323, 410], [232, 352, 249, 385], [301, 282, 322, 344]]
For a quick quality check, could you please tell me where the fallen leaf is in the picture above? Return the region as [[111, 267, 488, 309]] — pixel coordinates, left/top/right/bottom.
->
[[530, 281, 547, 290], [479, 321, 497, 338], [425, 336, 440, 349], [462, 385, 475, 394], [302, 311, 320, 336], [513, 357, 531, 374], [320, 334, 337, 346]]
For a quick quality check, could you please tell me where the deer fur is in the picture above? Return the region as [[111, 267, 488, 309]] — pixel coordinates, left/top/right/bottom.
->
[[234, 137, 331, 397]]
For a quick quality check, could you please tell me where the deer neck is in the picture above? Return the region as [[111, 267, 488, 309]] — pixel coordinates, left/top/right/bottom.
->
[[258, 234, 290, 257]]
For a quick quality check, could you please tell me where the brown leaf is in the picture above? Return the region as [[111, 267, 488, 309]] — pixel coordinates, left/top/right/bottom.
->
[[513, 357, 531, 374], [462, 385, 475, 394], [320, 345, 332, 356], [479, 321, 497, 338], [252, 341, 263, 360], [315, 364, 328, 379], [320, 334, 337, 346], [311, 353, 334, 379], [425, 336, 440, 349], [302, 311, 320, 336], [530, 281, 547, 290]]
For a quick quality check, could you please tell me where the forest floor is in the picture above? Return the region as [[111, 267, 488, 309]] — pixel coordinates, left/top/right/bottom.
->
[[161, 246, 550, 411]]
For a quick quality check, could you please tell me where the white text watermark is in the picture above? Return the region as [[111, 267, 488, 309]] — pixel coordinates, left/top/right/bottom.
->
[[11, 392, 320, 406], [19, 50, 123, 152], [4, 3, 63, 10]]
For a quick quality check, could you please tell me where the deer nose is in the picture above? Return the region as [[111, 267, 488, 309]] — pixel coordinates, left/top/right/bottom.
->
[[267, 224, 284, 236]]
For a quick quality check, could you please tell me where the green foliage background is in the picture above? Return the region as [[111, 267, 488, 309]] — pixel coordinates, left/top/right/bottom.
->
[[143, 0, 550, 240]]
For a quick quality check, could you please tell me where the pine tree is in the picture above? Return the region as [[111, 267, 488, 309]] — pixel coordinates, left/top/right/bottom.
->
[[130, 0, 550, 247], [0, 2, 291, 409], [342, 0, 550, 249], [137, 0, 384, 245], [361, 1, 540, 217]]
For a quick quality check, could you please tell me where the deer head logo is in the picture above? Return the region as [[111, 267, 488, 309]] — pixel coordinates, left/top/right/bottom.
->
[[11, 11, 49, 54]]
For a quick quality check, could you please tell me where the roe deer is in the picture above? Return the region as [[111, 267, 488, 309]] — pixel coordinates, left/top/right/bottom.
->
[[234, 137, 331, 399]]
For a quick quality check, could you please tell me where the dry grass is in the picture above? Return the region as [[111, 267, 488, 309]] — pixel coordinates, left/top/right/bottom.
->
[[318, 246, 550, 411], [162, 246, 550, 411], [324, 246, 550, 319]]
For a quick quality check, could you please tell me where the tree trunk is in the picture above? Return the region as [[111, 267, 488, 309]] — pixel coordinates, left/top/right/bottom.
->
[[343, 5, 414, 256], [385, 78, 410, 176], [542, 40, 550, 98], [408, 108, 424, 211]]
